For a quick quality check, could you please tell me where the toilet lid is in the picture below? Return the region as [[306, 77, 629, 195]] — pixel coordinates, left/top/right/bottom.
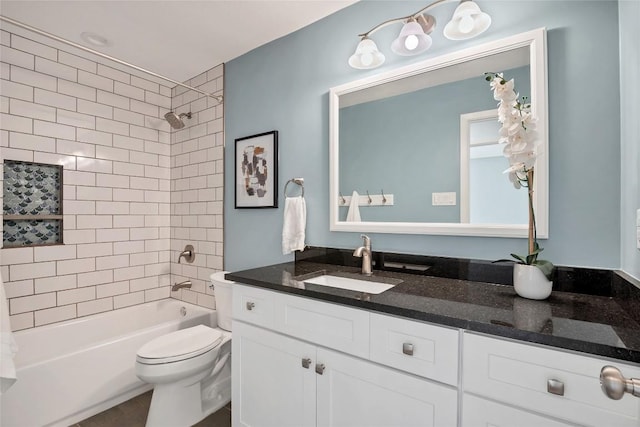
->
[[137, 325, 223, 364]]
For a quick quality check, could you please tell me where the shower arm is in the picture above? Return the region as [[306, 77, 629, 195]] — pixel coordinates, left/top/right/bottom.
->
[[0, 15, 223, 104]]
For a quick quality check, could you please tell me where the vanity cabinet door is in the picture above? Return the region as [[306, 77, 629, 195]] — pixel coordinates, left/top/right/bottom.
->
[[316, 347, 458, 427], [232, 321, 317, 427], [462, 394, 575, 427]]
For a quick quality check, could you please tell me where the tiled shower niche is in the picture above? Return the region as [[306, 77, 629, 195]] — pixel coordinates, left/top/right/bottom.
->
[[3, 160, 63, 248]]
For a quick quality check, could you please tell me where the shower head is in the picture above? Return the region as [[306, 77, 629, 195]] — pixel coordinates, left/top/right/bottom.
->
[[164, 111, 192, 129]]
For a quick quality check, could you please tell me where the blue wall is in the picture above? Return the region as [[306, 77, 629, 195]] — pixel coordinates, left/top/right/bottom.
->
[[224, 1, 621, 271], [619, 0, 640, 280]]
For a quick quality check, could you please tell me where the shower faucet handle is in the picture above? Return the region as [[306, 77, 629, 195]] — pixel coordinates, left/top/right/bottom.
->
[[178, 244, 195, 263]]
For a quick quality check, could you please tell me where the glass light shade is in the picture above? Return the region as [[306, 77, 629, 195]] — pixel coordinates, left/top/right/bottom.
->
[[443, 1, 491, 40], [391, 20, 432, 56], [348, 38, 385, 69]]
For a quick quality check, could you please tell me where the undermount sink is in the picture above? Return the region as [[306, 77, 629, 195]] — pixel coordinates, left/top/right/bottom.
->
[[303, 274, 397, 295]]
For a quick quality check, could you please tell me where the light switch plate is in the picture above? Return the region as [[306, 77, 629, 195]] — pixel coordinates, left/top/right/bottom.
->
[[432, 192, 457, 206], [637, 209, 640, 227]]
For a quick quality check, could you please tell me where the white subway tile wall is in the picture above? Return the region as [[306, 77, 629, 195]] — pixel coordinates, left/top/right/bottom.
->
[[170, 66, 224, 311], [1, 30, 224, 330]]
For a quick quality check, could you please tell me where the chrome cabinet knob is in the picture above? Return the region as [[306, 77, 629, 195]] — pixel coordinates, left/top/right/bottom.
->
[[301, 358, 312, 369], [246, 301, 256, 311], [402, 342, 414, 356], [547, 379, 564, 396], [315, 363, 325, 375], [600, 366, 640, 400]]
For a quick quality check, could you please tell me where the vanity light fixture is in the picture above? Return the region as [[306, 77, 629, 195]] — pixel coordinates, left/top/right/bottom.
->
[[348, 37, 386, 69], [348, 0, 491, 69]]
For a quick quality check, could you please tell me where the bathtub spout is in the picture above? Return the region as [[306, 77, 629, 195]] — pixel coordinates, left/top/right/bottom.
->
[[172, 280, 192, 291]]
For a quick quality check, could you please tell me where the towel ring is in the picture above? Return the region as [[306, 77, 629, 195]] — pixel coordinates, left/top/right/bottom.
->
[[284, 178, 304, 198]]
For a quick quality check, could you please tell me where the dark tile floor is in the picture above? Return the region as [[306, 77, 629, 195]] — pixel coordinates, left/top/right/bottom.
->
[[72, 391, 231, 427]]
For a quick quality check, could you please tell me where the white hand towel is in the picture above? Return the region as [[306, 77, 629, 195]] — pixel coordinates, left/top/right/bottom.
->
[[282, 196, 306, 254], [346, 190, 361, 222], [1, 272, 18, 394]]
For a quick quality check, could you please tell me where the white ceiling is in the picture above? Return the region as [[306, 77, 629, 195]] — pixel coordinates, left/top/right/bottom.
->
[[0, 0, 357, 84]]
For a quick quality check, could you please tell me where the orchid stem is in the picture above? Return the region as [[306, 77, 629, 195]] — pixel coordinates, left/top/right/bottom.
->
[[527, 169, 537, 257]]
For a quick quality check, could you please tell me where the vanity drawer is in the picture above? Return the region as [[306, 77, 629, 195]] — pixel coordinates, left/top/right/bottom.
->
[[370, 313, 459, 386], [463, 332, 640, 427], [232, 284, 276, 329], [275, 293, 370, 359]]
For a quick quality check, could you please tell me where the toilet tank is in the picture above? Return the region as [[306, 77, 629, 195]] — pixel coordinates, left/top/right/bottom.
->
[[210, 271, 234, 331]]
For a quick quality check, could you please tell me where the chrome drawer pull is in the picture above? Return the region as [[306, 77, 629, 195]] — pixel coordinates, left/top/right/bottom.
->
[[315, 363, 325, 375], [301, 358, 311, 369], [246, 301, 256, 311], [402, 342, 414, 356], [547, 379, 564, 396], [600, 366, 640, 399]]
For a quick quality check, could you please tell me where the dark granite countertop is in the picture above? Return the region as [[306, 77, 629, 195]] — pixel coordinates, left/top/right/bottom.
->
[[226, 249, 640, 364]]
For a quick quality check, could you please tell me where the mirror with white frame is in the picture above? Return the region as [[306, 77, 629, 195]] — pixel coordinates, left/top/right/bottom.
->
[[329, 28, 548, 238]]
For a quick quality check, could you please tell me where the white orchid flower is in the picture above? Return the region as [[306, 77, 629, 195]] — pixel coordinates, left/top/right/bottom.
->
[[511, 151, 537, 169], [492, 78, 517, 101], [507, 171, 522, 189], [503, 162, 526, 174]]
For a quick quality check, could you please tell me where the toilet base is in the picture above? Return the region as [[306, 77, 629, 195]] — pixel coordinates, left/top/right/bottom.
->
[[144, 350, 231, 427], [202, 375, 232, 416], [145, 375, 231, 427], [146, 379, 202, 427]]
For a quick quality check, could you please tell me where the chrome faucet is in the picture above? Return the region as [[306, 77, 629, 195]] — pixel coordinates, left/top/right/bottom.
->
[[353, 234, 373, 276], [172, 280, 192, 291], [178, 245, 195, 264]]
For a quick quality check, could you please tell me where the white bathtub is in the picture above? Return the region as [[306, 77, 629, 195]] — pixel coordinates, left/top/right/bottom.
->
[[0, 299, 215, 427]]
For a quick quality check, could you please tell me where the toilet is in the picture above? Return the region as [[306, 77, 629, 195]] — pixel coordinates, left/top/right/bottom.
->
[[135, 272, 235, 427]]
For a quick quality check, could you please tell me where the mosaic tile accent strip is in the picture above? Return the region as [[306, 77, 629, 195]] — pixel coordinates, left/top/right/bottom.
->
[[3, 219, 61, 247], [3, 161, 61, 216]]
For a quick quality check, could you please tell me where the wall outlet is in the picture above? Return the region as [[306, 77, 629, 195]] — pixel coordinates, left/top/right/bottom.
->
[[432, 192, 457, 206]]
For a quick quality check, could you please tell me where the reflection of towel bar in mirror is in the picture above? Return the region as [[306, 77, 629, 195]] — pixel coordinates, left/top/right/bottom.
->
[[339, 193, 394, 206]]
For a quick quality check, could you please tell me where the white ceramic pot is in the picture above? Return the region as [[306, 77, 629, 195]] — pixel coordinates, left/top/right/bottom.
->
[[513, 264, 553, 300]]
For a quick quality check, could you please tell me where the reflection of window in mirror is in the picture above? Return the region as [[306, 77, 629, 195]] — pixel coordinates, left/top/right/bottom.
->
[[460, 110, 527, 224]]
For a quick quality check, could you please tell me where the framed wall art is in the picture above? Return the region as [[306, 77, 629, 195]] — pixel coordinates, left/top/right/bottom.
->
[[234, 130, 278, 208]]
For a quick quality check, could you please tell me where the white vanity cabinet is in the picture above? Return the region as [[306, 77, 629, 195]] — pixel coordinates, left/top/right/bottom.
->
[[232, 283, 640, 427], [231, 284, 459, 427], [462, 332, 640, 427]]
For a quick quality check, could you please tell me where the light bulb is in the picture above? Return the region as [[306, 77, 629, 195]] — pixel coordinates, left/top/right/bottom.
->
[[458, 14, 475, 34], [360, 52, 373, 67], [404, 34, 419, 50]]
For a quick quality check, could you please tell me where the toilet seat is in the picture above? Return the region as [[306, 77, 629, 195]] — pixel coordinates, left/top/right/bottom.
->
[[137, 325, 223, 365]]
